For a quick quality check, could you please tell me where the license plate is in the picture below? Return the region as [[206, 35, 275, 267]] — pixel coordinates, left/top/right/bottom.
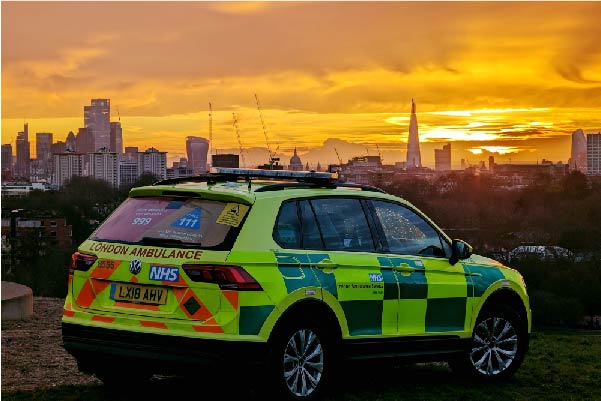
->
[[110, 283, 168, 305]]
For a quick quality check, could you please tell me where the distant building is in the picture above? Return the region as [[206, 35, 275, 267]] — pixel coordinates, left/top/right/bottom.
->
[[36, 132, 53, 179], [52, 141, 67, 154], [434, 143, 451, 171], [288, 148, 303, 171], [212, 154, 239, 168], [343, 156, 382, 184], [138, 147, 167, 180], [2, 144, 13, 180], [110, 122, 123, 154], [1, 215, 73, 249], [89, 148, 119, 187], [166, 165, 195, 180], [52, 152, 86, 187], [119, 160, 139, 187], [124, 146, 139, 162], [494, 162, 567, 187], [1, 182, 51, 197], [75, 127, 93, 154], [15, 123, 31, 180], [489, 156, 495, 173], [186, 136, 209, 174], [84, 99, 110, 151], [587, 133, 601, 176], [406, 99, 422, 168], [569, 129, 587, 173], [65, 131, 76, 152]]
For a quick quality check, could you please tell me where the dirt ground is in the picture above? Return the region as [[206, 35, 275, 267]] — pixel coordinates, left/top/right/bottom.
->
[[1, 297, 101, 392]]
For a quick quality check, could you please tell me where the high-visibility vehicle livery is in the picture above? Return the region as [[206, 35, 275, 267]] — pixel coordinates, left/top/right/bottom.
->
[[62, 168, 531, 400]]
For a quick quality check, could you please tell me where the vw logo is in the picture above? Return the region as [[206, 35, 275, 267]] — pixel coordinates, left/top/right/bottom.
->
[[129, 259, 142, 275]]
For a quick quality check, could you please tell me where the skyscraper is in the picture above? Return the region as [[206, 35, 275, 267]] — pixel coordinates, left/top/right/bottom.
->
[[186, 136, 209, 174], [569, 129, 587, 173], [1, 144, 13, 179], [110, 122, 123, 154], [406, 99, 422, 168], [66, 131, 76, 152], [36, 132, 53, 178], [75, 127, 93, 154], [16, 123, 30, 180], [434, 143, 451, 171], [587, 133, 601, 176], [84, 99, 110, 151]]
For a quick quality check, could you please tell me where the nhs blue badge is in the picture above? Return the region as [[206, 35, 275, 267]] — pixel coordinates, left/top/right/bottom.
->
[[171, 208, 201, 230], [369, 273, 383, 282], [149, 265, 179, 282]]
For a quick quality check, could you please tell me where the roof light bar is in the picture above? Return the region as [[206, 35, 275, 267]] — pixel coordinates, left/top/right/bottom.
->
[[209, 167, 338, 182]]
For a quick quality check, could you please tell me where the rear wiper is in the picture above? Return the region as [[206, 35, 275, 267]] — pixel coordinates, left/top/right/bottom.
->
[[141, 237, 200, 248]]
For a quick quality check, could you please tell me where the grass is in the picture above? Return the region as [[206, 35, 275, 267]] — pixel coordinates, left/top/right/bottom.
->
[[3, 328, 600, 401]]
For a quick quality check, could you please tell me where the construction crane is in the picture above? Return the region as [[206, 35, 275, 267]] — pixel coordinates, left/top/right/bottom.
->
[[117, 106, 121, 122], [254, 93, 279, 168], [208, 102, 213, 168], [232, 112, 246, 168], [376, 143, 383, 164], [334, 147, 343, 166]]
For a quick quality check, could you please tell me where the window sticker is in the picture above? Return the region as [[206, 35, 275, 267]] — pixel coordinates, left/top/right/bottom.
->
[[171, 208, 201, 230], [216, 203, 249, 227]]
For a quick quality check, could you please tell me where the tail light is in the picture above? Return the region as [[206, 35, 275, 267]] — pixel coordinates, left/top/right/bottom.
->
[[69, 252, 97, 275], [182, 264, 262, 291]]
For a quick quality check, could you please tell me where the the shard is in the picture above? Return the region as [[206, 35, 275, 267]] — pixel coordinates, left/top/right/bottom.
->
[[406, 99, 422, 167]]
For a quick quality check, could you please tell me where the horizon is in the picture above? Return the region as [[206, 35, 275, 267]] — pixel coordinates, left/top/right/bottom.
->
[[2, 2, 601, 167]]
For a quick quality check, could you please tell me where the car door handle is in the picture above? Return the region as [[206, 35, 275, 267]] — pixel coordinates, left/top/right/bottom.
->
[[393, 263, 418, 273], [315, 259, 338, 269]]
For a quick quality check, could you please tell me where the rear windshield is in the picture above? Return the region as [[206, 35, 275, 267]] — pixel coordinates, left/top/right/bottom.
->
[[92, 197, 248, 249]]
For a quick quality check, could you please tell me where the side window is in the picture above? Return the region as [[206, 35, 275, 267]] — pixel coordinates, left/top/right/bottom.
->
[[299, 200, 324, 250], [371, 200, 448, 258], [274, 201, 300, 248], [310, 198, 375, 252]]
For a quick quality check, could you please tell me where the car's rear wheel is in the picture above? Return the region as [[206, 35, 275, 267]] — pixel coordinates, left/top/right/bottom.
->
[[267, 317, 339, 401], [449, 305, 527, 380]]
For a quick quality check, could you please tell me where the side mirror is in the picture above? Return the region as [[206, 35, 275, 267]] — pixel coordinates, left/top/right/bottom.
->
[[449, 239, 473, 265]]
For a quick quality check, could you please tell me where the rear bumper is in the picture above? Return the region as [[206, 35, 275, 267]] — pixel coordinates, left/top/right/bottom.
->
[[62, 323, 268, 374]]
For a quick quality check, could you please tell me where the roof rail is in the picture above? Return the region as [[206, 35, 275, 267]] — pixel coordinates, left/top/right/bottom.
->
[[254, 182, 386, 193]]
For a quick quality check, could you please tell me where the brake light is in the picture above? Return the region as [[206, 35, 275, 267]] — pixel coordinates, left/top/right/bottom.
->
[[182, 264, 262, 291], [69, 252, 97, 275]]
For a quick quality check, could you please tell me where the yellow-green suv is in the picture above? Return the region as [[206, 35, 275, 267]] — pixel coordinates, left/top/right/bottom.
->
[[62, 168, 531, 400]]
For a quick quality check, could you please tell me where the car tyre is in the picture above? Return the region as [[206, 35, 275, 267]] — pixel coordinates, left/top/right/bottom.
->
[[449, 304, 527, 380], [266, 317, 340, 401]]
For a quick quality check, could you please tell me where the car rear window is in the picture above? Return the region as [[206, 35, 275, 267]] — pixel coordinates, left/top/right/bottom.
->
[[92, 197, 248, 248]]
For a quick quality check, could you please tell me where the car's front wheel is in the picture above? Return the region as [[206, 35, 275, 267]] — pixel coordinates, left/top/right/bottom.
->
[[449, 305, 527, 380]]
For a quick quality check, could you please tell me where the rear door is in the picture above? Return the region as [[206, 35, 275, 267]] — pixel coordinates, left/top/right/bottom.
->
[[306, 197, 397, 337], [72, 196, 249, 323]]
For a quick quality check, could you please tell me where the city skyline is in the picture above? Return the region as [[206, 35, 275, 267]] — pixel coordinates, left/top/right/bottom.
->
[[2, 2, 601, 167]]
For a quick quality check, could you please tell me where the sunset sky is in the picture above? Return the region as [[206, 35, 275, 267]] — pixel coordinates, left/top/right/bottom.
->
[[2, 1, 601, 168]]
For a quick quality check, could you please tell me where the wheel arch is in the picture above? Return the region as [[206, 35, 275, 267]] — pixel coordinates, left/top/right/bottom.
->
[[476, 288, 529, 330], [268, 298, 342, 344]]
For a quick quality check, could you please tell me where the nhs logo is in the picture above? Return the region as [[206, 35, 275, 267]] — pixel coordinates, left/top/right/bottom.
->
[[369, 273, 383, 282], [149, 265, 179, 282]]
